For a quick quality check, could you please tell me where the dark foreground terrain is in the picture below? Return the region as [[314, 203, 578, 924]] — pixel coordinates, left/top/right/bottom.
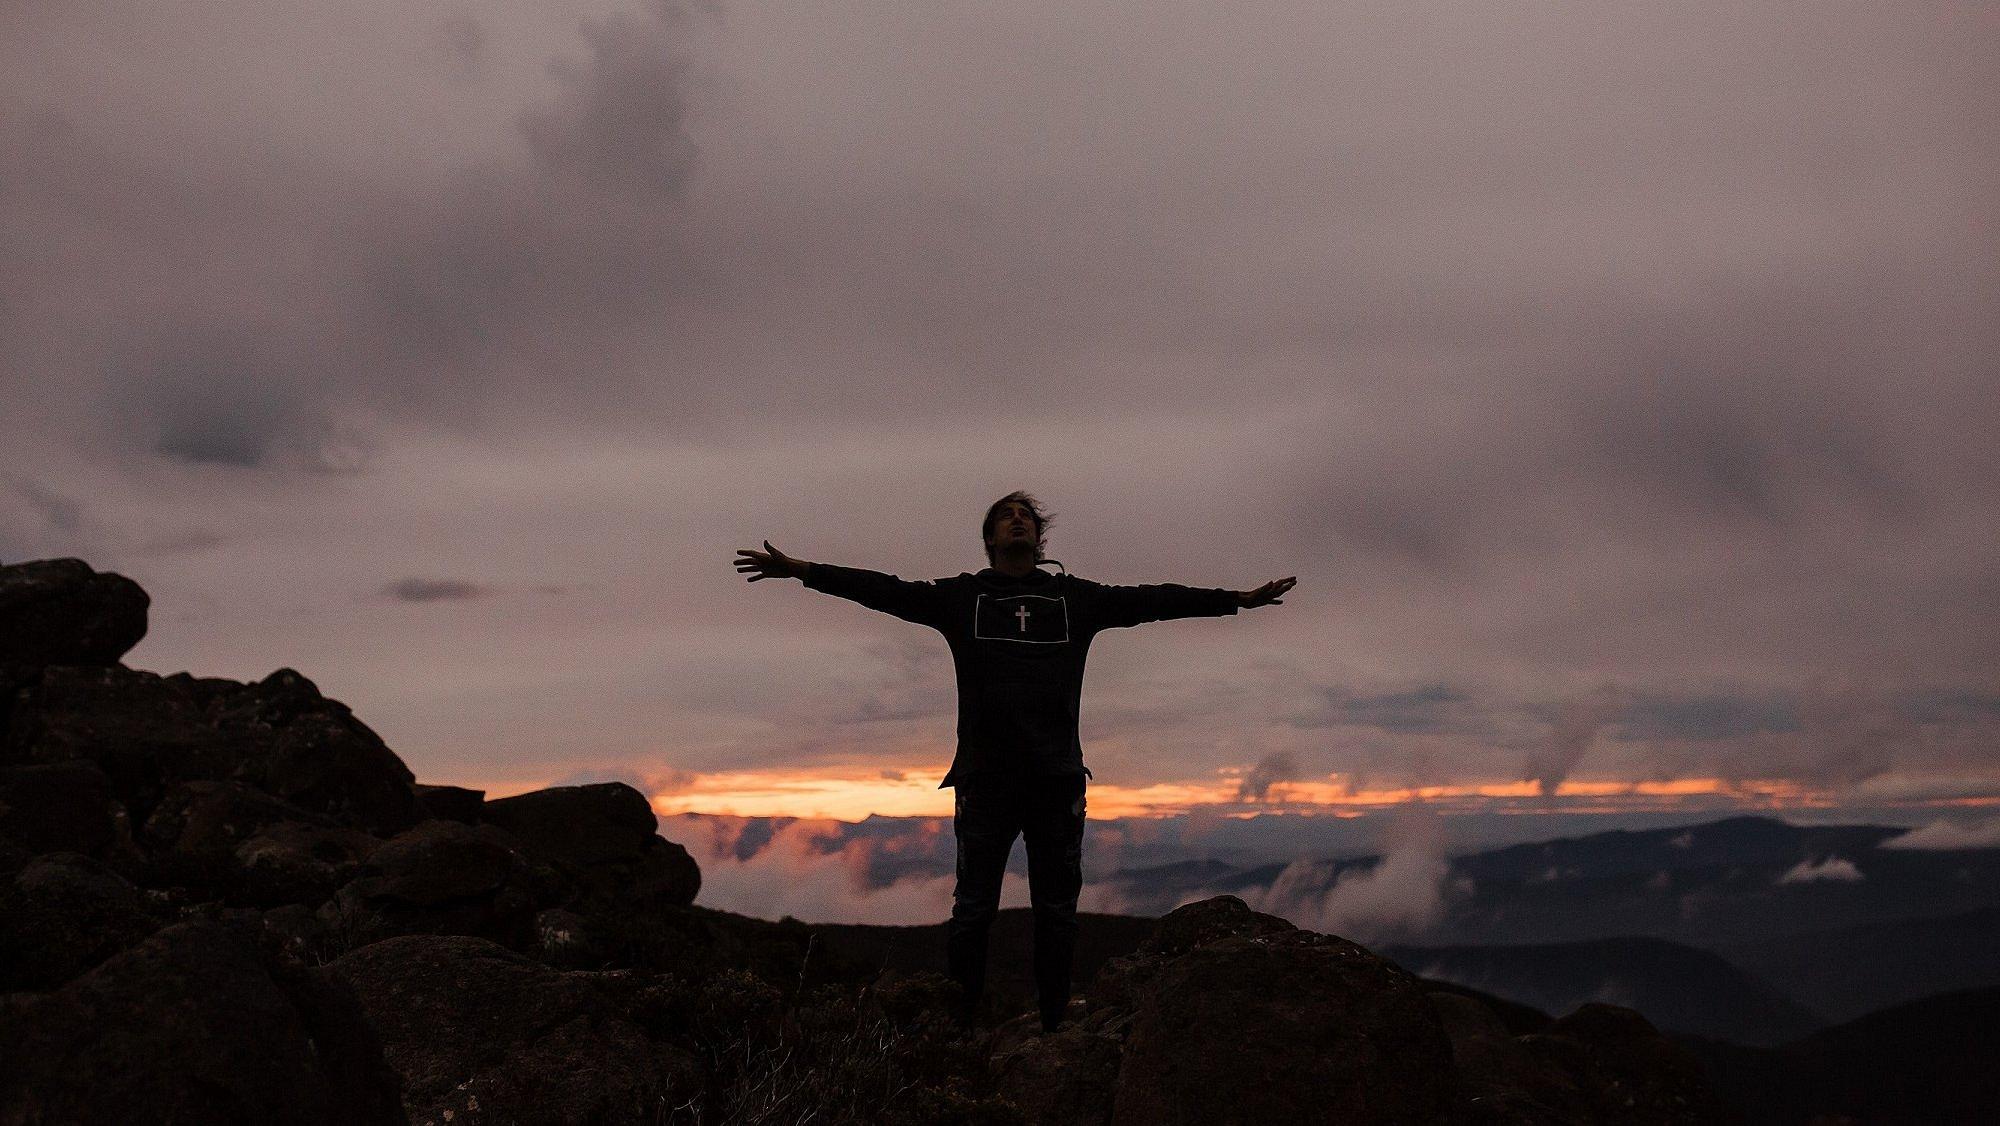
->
[[1, 558, 1989, 1123]]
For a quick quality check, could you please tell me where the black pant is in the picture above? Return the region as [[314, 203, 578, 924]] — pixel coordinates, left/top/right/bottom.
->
[[946, 771, 1087, 1031]]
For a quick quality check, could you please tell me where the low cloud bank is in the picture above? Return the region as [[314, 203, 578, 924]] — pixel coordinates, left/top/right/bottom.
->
[[1777, 856, 1864, 884], [1237, 812, 1452, 942], [677, 815, 1028, 925], [1880, 817, 2000, 851]]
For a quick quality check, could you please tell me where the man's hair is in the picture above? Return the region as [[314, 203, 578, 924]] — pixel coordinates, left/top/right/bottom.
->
[[981, 491, 1054, 564]]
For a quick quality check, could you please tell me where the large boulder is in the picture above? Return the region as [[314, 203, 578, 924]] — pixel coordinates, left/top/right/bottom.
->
[[0, 852, 164, 990], [321, 820, 548, 951], [329, 934, 669, 1125], [6, 666, 421, 831], [0, 558, 149, 668], [482, 782, 700, 909], [0, 919, 402, 1125], [207, 669, 421, 830], [1099, 898, 1456, 1126]]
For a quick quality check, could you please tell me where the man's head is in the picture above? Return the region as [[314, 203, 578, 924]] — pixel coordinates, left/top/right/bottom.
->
[[982, 491, 1053, 565]]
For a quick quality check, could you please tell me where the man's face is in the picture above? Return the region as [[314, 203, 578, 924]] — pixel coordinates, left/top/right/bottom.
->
[[987, 500, 1040, 557]]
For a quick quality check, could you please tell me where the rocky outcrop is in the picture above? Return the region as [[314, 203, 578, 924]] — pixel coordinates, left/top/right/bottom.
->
[[0, 919, 402, 1125], [986, 896, 1735, 1126], [6, 665, 422, 832], [1108, 917, 1454, 1124], [482, 781, 701, 909], [990, 896, 1457, 1126], [329, 935, 668, 1126]]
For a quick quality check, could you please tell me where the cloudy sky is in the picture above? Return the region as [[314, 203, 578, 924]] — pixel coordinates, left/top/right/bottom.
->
[[4, 1, 1997, 826]]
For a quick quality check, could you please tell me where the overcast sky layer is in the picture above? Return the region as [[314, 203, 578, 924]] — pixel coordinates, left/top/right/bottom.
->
[[3, 1, 1996, 818]]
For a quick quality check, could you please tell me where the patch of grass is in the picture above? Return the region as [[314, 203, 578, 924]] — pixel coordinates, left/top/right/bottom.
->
[[642, 970, 1021, 1126]]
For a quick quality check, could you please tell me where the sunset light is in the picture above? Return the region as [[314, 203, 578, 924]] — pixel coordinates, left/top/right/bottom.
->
[[639, 766, 1828, 822]]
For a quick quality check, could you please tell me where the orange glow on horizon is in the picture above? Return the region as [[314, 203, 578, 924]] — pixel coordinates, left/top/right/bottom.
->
[[625, 764, 1861, 823]]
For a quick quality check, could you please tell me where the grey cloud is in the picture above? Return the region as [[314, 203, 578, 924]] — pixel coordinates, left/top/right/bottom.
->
[[1901, 691, 2000, 725], [431, 12, 488, 81], [1522, 686, 1624, 796], [6, 478, 82, 535], [1613, 692, 1799, 742], [1235, 750, 1300, 802], [550, 767, 649, 789], [520, 3, 698, 199], [1789, 680, 1910, 791], [840, 638, 955, 725], [1568, 324, 1924, 531], [384, 577, 491, 603], [1291, 277, 1953, 575], [1318, 493, 1466, 571], [28, 1, 711, 472], [1290, 684, 1480, 735], [136, 529, 227, 556], [109, 317, 374, 474], [1880, 817, 2000, 851]]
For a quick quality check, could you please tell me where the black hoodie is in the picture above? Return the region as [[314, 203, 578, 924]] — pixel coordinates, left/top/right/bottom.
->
[[801, 561, 1239, 787]]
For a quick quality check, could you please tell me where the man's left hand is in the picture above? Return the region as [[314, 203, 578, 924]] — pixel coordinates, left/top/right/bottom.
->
[[1236, 577, 1296, 608]]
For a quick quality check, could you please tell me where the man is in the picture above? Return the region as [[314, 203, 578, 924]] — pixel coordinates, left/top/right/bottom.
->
[[734, 492, 1294, 1033]]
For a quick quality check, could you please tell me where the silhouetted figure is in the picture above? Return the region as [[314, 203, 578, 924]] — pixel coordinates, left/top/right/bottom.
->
[[736, 493, 1294, 1033]]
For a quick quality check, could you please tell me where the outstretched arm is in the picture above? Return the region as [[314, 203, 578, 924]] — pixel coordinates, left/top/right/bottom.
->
[[1089, 574, 1296, 630], [734, 541, 945, 628]]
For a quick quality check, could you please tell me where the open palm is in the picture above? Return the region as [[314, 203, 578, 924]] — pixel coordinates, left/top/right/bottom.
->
[[1237, 576, 1296, 608], [734, 540, 806, 581]]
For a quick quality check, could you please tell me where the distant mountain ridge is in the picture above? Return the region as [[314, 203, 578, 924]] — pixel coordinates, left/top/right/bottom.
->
[[1382, 935, 1821, 1045], [1722, 905, 2000, 1023], [1098, 812, 2000, 946], [1685, 986, 2000, 1125]]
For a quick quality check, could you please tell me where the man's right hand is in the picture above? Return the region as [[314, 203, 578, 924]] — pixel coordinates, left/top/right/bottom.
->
[[735, 540, 811, 582]]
